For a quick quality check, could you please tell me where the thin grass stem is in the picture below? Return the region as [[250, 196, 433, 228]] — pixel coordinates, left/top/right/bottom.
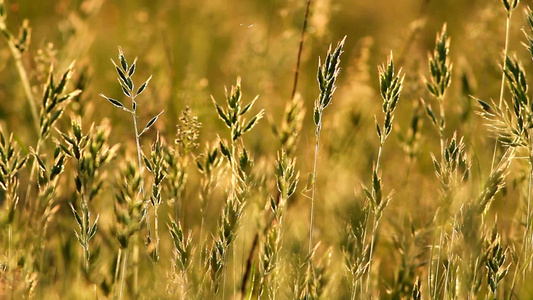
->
[[113, 249, 123, 299], [491, 12, 512, 172], [8, 223, 13, 300], [119, 249, 128, 300], [291, 0, 312, 100], [443, 220, 456, 299], [0, 21, 39, 133], [309, 127, 320, 253]]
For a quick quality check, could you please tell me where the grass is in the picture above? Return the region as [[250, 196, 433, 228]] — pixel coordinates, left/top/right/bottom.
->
[[3, 0, 533, 299]]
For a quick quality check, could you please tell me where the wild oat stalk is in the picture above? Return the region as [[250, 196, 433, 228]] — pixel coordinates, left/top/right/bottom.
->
[[310, 37, 345, 254], [143, 134, 168, 262], [100, 49, 161, 297], [30, 146, 67, 287], [448, 148, 512, 299], [0, 129, 27, 297], [421, 24, 457, 299], [485, 228, 511, 300], [361, 53, 404, 296], [476, 51, 533, 295], [477, 54, 532, 260], [423, 24, 452, 155], [210, 78, 263, 297], [520, 6, 533, 275], [113, 160, 146, 299], [100, 47, 163, 242], [60, 120, 117, 273], [240, 95, 306, 295], [163, 109, 202, 294], [258, 151, 299, 299], [490, 0, 520, 172], [341, 200, 369, 299], [295, 247, 331, 300], [499, 0, 520, 108], [25, 62, 80, 217], [168, 216, 194, 297], [19, 64, 80, 294], [0, 130, 27, 227]]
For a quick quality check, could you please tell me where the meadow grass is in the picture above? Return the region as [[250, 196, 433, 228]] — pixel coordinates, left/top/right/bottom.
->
[[2, 0, 533, 299]]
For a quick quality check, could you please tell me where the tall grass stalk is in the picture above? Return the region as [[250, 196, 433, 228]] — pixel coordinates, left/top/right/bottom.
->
[[100, 47, 161, 204], [0, 1, 38, 133], [291, 0, 312, 100], [211, 78, 263, 298], [114, 248, 122, 297], [422, 24, 454, 299], [309, 37, 345, 254], [119, 249, 128, 300], [362, 53, 404, 296], [240, 95, 305, 295], [522, 6, 533, 271], [101, 48, 160, 298], [490, 0, 519, 171], [23, 62, 79, 223]]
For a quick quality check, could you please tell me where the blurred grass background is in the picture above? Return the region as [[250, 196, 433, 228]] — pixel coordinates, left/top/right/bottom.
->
[[2, 0, 533, 298]]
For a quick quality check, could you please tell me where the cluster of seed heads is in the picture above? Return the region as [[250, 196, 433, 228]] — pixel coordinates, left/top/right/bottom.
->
[[114, 160, 146, 249], [60, 120, 117, 269], [100, 48, 163, 139], [313, 37, 346, 133], [0, 130, 27, 225]]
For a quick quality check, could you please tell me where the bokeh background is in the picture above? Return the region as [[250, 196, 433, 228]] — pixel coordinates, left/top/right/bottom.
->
[[2, 0, 533, 298]]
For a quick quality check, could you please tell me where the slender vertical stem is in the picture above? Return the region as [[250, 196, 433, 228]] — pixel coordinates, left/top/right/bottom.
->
[[525, 160, 533, 269], [366, 143, 383, 295], [509, 248, 522, 300], [229, 129, 236, 300], [309, 126, 320, 253], [131, 98, 145, 297], [351, 278, 357, 300], [359, 275, 363, 298], [498, 15, 511, 109], [0, 22, 39, 134], [491, 13, 512, 172], [24, 140, 42, 217], [132, 237, 141, 297], [119, 249, 128, 300], [199, 207, 206, 262], [428, 233, 436, 298], [433, 228, 444, 299], [154, 204, 160, 261], [81, 196, 89, 274], [443, 221, 456, 299], [366, 217, 378, 296], [113, 249, 122, 299], [8, 224, 13, 300], [291, 0, 312, 100], [234, 240, 237, 299], [223, 254, 228, 300], [375, 144, 384, 174], [241, 228, 246, 298], [428, 94, 446, 300], [132, 101, 145, 197], [83, 243, 89, 274], [438, 98, 445, 158]]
